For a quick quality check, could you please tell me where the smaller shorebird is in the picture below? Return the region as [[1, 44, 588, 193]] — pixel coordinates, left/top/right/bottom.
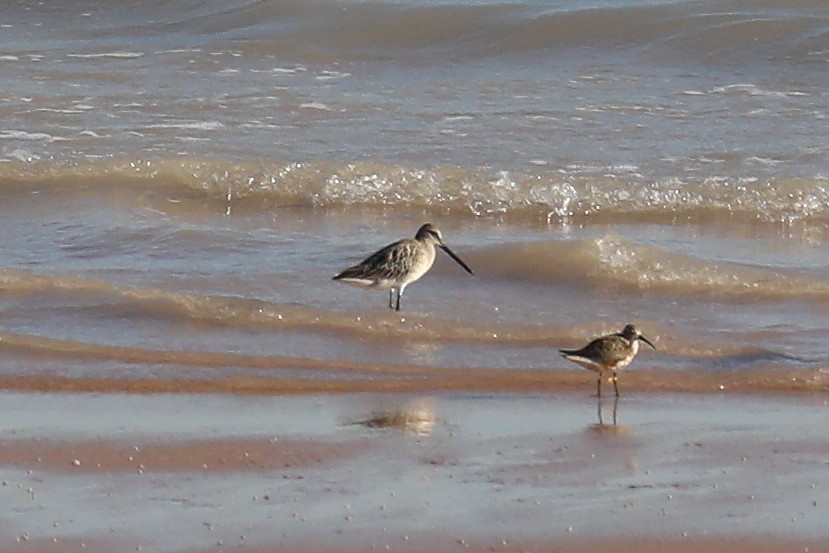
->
[[559, 324, 655, 398], [333, 223, 473, 311]]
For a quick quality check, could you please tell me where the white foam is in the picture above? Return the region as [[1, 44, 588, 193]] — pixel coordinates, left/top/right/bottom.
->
[[145, 121, 225, 131], [443, 115, 475, 123], [251, 67, 306, 75], [0, 55, 19, 62], [710, 84, 793, 98], [6, 149, 41, 162], [747, 156, 781, 166], [316, 70, 351, 80], [608, 164, 640, 173], [66, 51, 144, 59], [0, 130, 66, 142], [31, 108, 87, 114], [300, 102, 333, 111], [240, 122, 281, 129], [155, 48, 202, 55]]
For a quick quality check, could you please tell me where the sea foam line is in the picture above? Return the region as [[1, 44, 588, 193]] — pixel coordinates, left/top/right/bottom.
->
[[0, 130, 66, 142], [66, 51, 144, 59], [144, 121, 225, 131]]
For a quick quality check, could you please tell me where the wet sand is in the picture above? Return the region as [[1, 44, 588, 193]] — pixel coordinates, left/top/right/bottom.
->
[[1, 391, 827, 553]]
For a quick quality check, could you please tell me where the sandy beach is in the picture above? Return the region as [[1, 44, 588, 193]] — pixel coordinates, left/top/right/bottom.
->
[[1, 391, 827, 553], [4, 1, 829, 552]]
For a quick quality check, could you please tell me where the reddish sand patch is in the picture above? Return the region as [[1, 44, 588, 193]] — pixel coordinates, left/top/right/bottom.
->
[[0, 437, 370, 473]]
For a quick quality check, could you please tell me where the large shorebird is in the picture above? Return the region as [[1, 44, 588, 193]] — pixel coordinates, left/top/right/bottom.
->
[[333, 223, 473, 311], [559, 324, 655, 398]]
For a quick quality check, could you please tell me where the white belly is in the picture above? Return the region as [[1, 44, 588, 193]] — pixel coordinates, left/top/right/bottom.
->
[[401, 247, 436, 287]]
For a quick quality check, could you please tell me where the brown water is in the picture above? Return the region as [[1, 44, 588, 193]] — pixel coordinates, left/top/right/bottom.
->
[[2, 0, 829, 395]]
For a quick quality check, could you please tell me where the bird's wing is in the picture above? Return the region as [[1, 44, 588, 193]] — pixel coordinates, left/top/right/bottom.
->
[[560, 335, 628, 363], [334, 239, 416, 281]]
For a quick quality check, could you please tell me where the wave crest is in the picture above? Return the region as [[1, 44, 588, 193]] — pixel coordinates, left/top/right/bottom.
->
[[151, 0, 829, 65], [472, 236, 829, 301], [3, 158, 829, 230]]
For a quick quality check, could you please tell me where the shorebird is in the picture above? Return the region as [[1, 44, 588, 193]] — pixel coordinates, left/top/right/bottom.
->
[[559, 324, 655, 398], [333, 223, 473, 311]]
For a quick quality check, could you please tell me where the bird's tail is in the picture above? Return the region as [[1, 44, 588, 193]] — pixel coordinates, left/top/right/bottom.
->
[[332, 266, 363, 281]]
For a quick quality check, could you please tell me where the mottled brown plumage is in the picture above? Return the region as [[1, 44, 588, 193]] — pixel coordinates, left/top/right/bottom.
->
[[559, 324, 655, 397], [333, 223, 473, 311]]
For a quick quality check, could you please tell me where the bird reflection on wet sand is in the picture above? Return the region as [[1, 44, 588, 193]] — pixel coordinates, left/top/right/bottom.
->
[[597, 395, 619, 427], [349, 398, 437, 436]]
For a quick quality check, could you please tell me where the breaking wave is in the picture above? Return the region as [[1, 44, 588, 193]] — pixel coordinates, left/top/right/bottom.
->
[[2, 158, 829, 228]]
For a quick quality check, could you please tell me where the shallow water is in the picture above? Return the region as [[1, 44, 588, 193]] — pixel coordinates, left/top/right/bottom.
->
[[2, 0, 829, 394]]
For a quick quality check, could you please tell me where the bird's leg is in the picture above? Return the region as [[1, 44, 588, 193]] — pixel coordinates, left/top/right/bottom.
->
[[388, 289, 395, 309], [612, 371, 619, 397], [395, 284, 406, 312], [597, 398, 604, 425], [612, 395, 618, 426], [596, 376, 602, 398]]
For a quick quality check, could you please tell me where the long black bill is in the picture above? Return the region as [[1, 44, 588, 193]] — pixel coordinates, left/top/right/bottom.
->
[[440, 244, 473, 275], [640, 335, 656, 349]]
